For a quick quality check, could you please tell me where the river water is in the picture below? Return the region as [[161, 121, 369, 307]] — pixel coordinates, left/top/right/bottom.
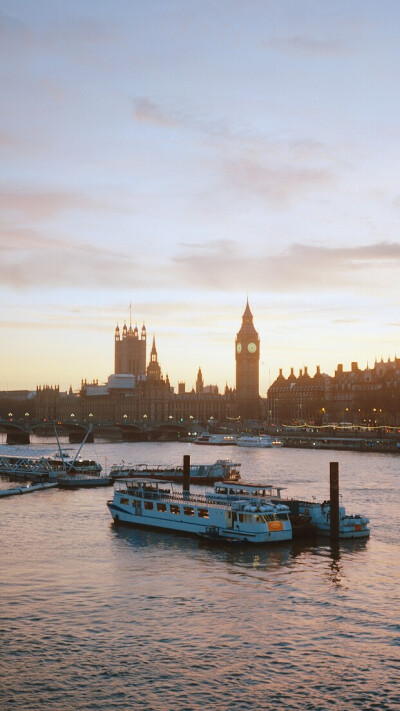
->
[[1, 440, 399, 710]]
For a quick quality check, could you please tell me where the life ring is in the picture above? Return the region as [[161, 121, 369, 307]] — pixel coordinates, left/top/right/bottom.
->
[[304, 507, 309, 515]]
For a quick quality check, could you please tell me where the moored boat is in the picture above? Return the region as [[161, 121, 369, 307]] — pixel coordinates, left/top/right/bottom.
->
[[58, 473, 111, 488], [284, 499, 370, 539], [0, 445, 102, 482], [107, 478, 292, 544], [109, 459, 241, 484], [194, 434, 238, 445], [236, 435, 274, 448]]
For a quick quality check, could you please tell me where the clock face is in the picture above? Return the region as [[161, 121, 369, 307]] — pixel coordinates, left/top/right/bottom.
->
[[247, 342, 257, 354], [236, 343, 242, 353]]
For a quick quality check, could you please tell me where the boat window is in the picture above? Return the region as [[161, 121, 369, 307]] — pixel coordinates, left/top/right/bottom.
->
[[277, 513, 288, 520], [238, 514, 243, 522], [183, 507, 194, 516], [120, 497, 129, 505], [197, 508, 209, 519], [144, 501, 153, 510], [170, 505, 180, 515], [157, 503, 167, 512]]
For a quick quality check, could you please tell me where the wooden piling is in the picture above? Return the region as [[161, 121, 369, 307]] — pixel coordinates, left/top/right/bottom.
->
[[183, 454, 190, 495], [329, 461, 339, 542]]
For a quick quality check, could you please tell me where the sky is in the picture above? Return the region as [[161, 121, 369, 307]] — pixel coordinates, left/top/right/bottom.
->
[[2, 0, 400, 395]]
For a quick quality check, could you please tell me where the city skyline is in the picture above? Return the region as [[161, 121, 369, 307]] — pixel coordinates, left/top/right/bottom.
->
[[2, 2, 400, 393]]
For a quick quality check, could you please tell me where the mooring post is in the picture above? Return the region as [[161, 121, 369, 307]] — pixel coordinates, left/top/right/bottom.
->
[[330, 461, 339, 542], [183, 454, 190, 497]]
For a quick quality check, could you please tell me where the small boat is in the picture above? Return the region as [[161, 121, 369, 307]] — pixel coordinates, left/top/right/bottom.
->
[[107, 478, 292, 544], [194, 434, 238, 445], [236, 435, 274, 448], [289, 499, 370, 539], [109, 459, 241, 484], [0, 482, 58, 497], [197, 526, 247, 544]]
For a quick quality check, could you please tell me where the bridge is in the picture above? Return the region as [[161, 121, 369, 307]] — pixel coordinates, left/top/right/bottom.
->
[[0, 418, 194, 444]]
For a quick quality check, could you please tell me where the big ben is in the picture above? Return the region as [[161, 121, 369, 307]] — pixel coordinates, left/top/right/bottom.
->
[[235, 300, 261, 420]]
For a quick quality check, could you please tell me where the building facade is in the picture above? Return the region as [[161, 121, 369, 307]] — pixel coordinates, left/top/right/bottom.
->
[[35, 307, 246, 424], [267, 358, 400, 426]]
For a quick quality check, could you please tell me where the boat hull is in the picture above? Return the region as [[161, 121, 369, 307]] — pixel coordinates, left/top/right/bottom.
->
[[58, 477, 112, 488], [107, 502, 291, 544]]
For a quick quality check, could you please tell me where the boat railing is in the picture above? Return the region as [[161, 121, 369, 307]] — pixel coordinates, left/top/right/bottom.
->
[[122, 486, 233, 509]]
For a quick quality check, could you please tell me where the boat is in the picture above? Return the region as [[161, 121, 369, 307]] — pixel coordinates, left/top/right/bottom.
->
[[58, 473, 111, 488], [109, 459, 241, 484], [208, 481, 369, 539], [107, 478, 292, 544], [0, 482, 58, 497], [236, 435, 274, 448], [283, 499, 370, 539], [194, 434, 238, 445], [0, 446, 103, 482]]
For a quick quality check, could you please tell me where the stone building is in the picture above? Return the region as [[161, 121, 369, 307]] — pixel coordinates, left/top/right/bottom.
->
[[267, 357, 400, 426], [35, 306, 248, 424]]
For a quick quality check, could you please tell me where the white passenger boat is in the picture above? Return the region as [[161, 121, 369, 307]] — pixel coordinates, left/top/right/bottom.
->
[[194, 434, 238, 445], [109, 459, 241, 484], [208, 482, 370, 539], [107, 478, 292, 544], [236, 435, 274, 448]]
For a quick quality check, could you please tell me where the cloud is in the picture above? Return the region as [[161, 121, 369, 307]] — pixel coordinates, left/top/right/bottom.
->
[[133, 98, 179, 128], [220, 156, 333, 207], [0, 227, 145, 289], [0, 189, 103, 222], [172, 240, 400, 293], [264, 35, 347, 56]]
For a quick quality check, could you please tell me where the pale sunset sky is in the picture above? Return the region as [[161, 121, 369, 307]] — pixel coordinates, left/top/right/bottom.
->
[[1, 1, 400, 395]]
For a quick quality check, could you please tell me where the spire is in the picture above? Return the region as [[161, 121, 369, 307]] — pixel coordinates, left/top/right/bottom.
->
[[196, 366, 204, 394], [242, 298, 253, 325], [147, 335, 161, 380]]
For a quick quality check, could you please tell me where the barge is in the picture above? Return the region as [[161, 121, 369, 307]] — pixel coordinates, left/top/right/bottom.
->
[[109, 459, 241, 484]]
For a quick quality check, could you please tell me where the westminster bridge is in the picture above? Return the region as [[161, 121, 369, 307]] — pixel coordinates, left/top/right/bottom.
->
[[0, 417, 197, 444]]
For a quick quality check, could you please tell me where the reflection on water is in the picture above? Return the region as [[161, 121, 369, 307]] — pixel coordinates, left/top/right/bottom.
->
[[1, 443, 399, 711]]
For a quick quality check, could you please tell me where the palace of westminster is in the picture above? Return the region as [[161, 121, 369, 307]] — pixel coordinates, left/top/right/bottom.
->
[[3, 301, 400, 426]]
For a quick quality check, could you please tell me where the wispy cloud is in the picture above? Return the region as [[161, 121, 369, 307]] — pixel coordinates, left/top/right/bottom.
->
[[0, 189, 102, 222], [172, 240, 400, 293], [219, 156, 333, 207], [264, 35, 347, 56]]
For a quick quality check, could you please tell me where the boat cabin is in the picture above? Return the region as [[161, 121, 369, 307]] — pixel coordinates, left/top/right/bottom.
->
[[210, 482, 286, 500]]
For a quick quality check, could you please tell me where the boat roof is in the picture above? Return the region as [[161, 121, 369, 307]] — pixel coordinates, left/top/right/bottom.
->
[[123, 477, 172, 485], [0, 445, 67, 458], [215, 482, 286, 491]]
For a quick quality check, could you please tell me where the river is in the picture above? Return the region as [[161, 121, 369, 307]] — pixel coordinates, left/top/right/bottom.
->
[[1, 439, 399, 710]]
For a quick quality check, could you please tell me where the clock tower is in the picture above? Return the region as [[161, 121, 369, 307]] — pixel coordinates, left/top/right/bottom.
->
[[235, 299, 261, 420]]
